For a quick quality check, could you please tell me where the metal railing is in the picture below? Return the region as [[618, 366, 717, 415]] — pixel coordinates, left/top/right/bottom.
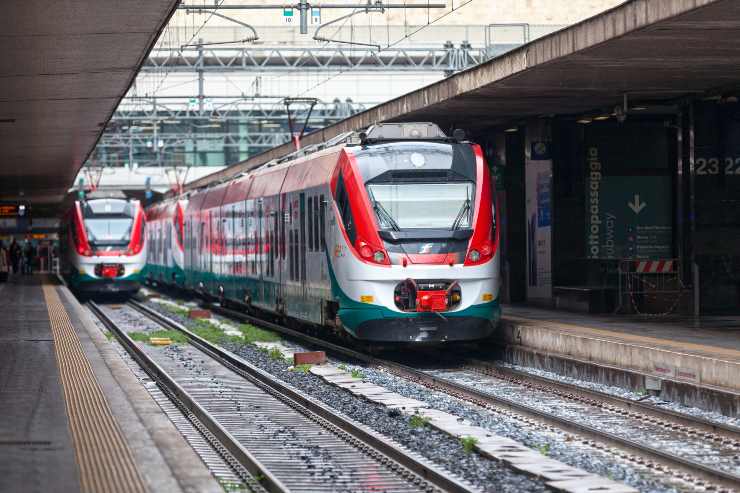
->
[[616, 259, 686, 316]]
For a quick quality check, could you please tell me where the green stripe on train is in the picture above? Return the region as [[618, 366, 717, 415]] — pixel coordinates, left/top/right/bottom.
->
[[67, 271, 143, 287], [325, 254, 500, 334]]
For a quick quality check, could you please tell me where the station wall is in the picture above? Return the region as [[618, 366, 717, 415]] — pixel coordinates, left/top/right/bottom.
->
[[692, 101, 740, 312], [486, 101, 740, 314]]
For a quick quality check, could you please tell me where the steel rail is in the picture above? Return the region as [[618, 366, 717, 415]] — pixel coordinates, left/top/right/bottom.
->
[[88, 301, 289, 493], [128, 299, 476, 493], [200, 302, 740, 491], [469, 359, 740, 442]]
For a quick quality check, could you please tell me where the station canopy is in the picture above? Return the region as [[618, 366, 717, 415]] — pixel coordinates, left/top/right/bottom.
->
[[0, 0, 178, 204], [188, 0, 740, 190]]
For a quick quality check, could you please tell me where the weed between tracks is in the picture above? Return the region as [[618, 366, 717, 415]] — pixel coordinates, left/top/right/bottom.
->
[[159, 303, 279, 346], [239, 323, 280, 344], [409, 414, 431, 429], [460, 436, 478, 454], [165, 304, 190, 318]]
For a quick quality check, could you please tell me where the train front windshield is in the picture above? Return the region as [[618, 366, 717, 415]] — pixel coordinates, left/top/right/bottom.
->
[[82, 199, 135, 248], [355, 142, 480, 232], [367, 182, 474, 230]]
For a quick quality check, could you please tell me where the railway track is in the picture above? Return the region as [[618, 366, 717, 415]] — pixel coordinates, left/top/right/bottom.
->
[[193, 300, 740, 492], [89, 300, 476, 493]]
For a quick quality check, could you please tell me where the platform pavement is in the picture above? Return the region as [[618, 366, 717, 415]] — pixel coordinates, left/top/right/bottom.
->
[[0, 275, 221, 493], [497, 304, 740, 414]]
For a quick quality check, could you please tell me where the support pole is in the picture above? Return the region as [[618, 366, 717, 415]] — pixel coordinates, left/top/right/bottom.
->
[[299, 0, 308, 34], [197, 39, 205, 114], [693, 262, 700, 318]]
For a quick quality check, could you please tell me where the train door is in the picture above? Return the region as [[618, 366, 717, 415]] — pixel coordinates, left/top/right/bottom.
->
[[277, 192, 287, 312], [236, 199, 247, 301], [165, 216, 172, 273], [218, 207, 224, 292], [299, 192, 306, 287], [226, 205, 234, 299], [271, 203, 279, 307], [209, 209, 216, 293], [255, 197, 265, 303], [201, 212, 208, 289], [183, 219, 190, 286]]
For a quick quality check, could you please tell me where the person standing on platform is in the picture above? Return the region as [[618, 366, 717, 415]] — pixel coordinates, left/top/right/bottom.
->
[[23, 240, 34, 275], [0, 241, 8, 282], [9, 239, 20, 275]]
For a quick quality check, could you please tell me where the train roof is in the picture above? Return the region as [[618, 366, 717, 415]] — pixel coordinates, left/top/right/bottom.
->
[[170, 123, 470, 211]]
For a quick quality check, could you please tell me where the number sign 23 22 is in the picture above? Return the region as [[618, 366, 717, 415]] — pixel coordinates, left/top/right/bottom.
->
[[696, 157, 740, 175]]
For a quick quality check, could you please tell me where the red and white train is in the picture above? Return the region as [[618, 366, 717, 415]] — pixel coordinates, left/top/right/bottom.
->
[[60, 191, 147, 296], [146, 122, 500, 343]]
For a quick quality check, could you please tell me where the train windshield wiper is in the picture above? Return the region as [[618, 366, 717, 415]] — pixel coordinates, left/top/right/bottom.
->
[[451, 198, 471, 231], [367, 188, 400, 231]]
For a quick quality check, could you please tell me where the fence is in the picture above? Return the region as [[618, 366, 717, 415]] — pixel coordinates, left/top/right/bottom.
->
[[616, 259, 686, 316]]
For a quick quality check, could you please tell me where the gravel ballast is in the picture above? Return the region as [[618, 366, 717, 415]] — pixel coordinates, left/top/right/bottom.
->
[[142, 301, 552, 492], [142, 299, 697, 493]]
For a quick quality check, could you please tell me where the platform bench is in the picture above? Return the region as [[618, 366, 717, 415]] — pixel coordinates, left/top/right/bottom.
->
[[552, 286, 616, 314]]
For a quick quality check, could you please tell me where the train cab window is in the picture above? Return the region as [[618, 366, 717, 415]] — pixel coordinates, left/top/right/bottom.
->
[[334, 172, 356, 243], [366, 182, 474, 230]]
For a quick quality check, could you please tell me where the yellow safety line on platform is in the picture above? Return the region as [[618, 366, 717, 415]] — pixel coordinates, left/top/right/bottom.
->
[[43, 285, 147, 493], [505, 315, 740, 362]]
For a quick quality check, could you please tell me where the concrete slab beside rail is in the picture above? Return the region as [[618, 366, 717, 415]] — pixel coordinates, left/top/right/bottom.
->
[[497, 305, 740, 415], [0, 274, 221, 493]]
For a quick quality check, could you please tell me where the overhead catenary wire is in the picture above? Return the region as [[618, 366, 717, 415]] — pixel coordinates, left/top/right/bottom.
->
[[151, 1, 229, 96], [296, 0, 475, 98]]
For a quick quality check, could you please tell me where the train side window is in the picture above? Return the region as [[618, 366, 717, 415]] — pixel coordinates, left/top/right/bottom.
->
[[313, 196, 320, 253], [335, 172, 356, 244], [280, 195, 286, 260], [299, 193, 306, 282], [319, 194, 326, 251], [166, 221, 171, 258], [307, 195, 314, 252], [288, 229, 296, 281], [270, 210, 278, 277]]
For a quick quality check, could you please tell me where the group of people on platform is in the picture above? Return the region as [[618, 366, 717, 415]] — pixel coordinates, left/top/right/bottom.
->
[[0, 239, 45, 282]]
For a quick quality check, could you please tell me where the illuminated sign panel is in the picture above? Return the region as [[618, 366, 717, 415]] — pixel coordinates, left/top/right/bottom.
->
[[0, 205, 18, 216]]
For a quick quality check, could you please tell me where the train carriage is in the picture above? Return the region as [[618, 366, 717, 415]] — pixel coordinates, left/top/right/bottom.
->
[[144, 198, 187, 286], [150, 122, 500, 343]]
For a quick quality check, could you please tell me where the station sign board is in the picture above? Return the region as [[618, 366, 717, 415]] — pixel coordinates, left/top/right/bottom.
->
[[585, 147, 672, 260], [283, 8, 294, 23], [0, 204, 18, 216]]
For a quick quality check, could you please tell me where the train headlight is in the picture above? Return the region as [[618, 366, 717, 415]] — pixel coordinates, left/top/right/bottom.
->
[[468, 249, 481, 262], [359, 243, 373, 259], [373, 251, 386, 263], [451, 292, 461, 303]]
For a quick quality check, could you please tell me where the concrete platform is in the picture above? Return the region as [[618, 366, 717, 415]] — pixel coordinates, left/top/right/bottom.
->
[[497, 305, 740, 415], [0, 275, 221, 493]]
